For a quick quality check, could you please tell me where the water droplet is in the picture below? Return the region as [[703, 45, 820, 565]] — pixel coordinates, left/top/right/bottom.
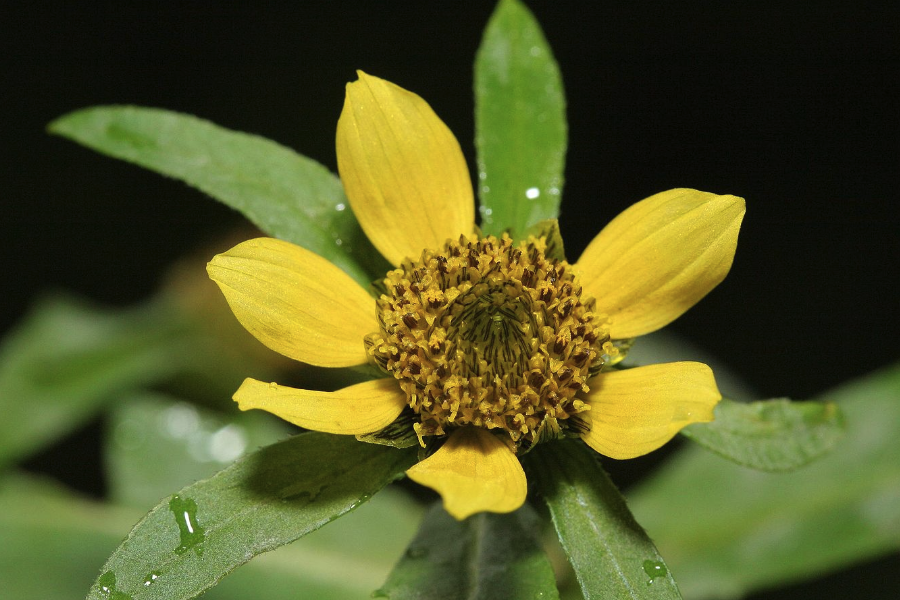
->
[[335, 238, 343, 246], [529, 46, 541, 57], [169, 494, 206, 555], [642, 560, 667, 585], [525, 187, 540, 200], [97, 571, 134, 600], [142, 571, 161, 587], [98, 571, 116, 596], [335, 202, 346, 211]]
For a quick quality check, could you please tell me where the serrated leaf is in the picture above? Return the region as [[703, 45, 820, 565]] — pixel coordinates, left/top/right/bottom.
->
[[629, 364, 900, 599], [85, 432, 416, 600], [527, 440, 682, 600], [376, 502, 559, 600], [475, 0, 567, 238], [49, 106, 389, 287], [0, 295, 197, 469], [681, 398, 844, 471]]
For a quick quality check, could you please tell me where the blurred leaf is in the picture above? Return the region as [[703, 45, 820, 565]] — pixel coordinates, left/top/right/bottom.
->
[[475, 0, 567, 238], [377, 502, 559, 600], [49, 106, 389, 286], [0, 473, 140, 600], [86, 432, 416, 600], [105, 392, 291, 508], [681, 398, 844, 472], [0, 295, 198, 469], [527, 440, 682, 599], [629, 364, 900, 599], [0, 472, 421, 600]]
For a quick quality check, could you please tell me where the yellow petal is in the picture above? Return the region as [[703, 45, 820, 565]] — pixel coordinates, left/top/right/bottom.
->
[[581, 362, 721, 459], [577, 188, 745, 339], [336, 71, 475, 266], [406, 427, 527, 520], [207, 237, 375, 367], [234, 377, 406, 435]]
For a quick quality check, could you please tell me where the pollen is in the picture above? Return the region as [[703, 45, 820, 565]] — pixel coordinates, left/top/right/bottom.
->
[[366, 234, 612, 452]]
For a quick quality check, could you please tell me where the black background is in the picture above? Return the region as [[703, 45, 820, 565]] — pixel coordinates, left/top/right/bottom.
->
[[2, 2, 899, 598]]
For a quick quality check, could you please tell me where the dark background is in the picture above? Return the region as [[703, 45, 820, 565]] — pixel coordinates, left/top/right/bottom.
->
[[2, 2, 898, 598]]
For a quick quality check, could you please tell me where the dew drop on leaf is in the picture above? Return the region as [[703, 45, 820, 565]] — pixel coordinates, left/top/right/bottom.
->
[[97, 571, 134, 600], [168, 494, 206, 555], [642, 559, 667, 584]]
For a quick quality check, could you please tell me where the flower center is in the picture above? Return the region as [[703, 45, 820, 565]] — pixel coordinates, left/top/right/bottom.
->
[[367, 234, 613, 451]]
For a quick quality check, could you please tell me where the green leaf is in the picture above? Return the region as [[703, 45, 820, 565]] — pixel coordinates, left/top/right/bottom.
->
[[525, 219, 567, 261], [204, 486, 422, 600], [681, 398, 844, 471], [0, 472, 421, 600], [527, 440, 682, 600], [0, 295, 199, 469], [355, 409, 420, 450], [376, 502, 559, 600], [475, 0, 567, 239], [629, 364, 900, 599], [105, 392, 291, 508], [86, 432, 416, 600], [49, 106, 389, 286]]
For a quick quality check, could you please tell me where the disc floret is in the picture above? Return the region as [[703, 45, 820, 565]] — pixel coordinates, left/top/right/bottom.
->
[[367, 234, 614, 451]]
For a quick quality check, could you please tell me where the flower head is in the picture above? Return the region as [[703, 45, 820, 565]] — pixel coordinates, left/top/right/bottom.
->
[[207, 72, 744, 520]]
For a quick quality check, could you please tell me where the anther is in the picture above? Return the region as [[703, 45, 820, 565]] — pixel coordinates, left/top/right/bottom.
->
[[553, 336, 568, 354], [521, 267, 535, 288]]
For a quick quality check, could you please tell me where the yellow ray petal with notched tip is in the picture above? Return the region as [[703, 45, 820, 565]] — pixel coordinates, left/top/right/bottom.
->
[[581, 362, 721, 459], [207, 237, 376, 367], [336, 71, 474, 266], [577, 188, 745, 339], [234, 377, 406, 435], [406, 427, 527, 520]]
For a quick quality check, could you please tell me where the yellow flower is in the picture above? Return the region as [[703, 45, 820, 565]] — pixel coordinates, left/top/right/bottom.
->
[[207, 72, 745, 520]]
